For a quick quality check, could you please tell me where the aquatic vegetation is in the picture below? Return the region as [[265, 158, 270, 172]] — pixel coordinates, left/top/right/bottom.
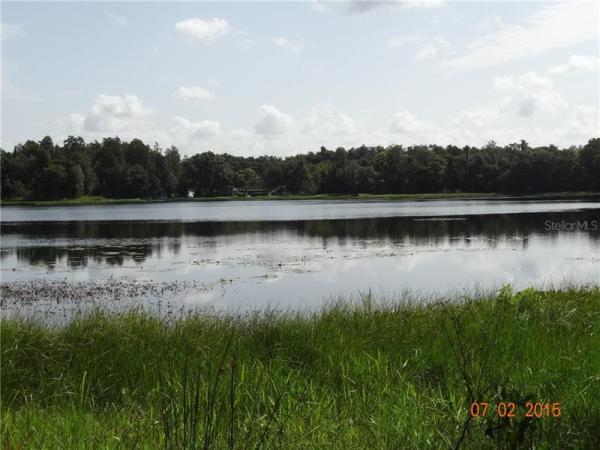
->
[[0, 279, 208, 305], [2, 286, 599, 448], [0, 279, 216, 325]]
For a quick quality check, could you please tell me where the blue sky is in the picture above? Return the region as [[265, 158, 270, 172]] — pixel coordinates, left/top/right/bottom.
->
[[1, 1, 598, 156]]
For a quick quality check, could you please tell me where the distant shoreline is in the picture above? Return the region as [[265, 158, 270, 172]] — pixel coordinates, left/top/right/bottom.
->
[[2, 191, 600, 207]]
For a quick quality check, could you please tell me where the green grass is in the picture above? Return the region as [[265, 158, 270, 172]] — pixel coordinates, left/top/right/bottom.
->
[[2, 286, 600, 449], [0, 195, 150, 207], [2, 191, 599, 207]]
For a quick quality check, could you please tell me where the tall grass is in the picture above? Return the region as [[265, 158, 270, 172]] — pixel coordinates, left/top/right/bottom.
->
[[2, 286, 600, 449]]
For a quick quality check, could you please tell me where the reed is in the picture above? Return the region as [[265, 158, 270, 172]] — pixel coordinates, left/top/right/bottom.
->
[[2, 285, 600, 448]]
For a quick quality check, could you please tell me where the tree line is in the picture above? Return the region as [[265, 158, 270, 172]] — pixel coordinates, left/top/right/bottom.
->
[[1, 136, 599, 200]]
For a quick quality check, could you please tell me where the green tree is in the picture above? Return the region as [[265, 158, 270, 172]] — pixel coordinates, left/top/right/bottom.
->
[[34, 165, 67, 199], [580, 138, 600, 190], [235, 168, 262, 189], [65, 165, 85, 198], [164, 146, 182, 196], [94, 137, 125, 197], [125, 164, 150, 198]]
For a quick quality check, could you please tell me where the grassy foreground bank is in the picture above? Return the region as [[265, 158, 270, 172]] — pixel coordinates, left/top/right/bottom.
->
[[2, 286, 600, 449], [2, 191, 600, 207]]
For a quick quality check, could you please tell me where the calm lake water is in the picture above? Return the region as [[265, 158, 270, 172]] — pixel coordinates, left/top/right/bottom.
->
[[1, 199, 599, 319]]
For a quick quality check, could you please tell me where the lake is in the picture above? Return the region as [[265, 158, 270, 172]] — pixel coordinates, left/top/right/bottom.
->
[[1, 199, 599, 319]]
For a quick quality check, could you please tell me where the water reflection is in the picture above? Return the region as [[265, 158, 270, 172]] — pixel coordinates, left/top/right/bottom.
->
[[2, 210, 599, 269], [10, 244, 158, 268], [1, 208, 599, 317]]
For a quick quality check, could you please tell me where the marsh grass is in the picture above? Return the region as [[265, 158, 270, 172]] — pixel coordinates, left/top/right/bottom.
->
[[2, 286, 600, 449]]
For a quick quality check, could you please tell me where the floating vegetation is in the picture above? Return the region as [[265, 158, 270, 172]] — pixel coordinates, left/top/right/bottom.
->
[[0, 279, 219, 324], [0, 279, 209, 306]]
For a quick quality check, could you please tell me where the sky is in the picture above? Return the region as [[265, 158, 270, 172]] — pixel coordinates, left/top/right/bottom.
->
[[1, 0, 599, 157]]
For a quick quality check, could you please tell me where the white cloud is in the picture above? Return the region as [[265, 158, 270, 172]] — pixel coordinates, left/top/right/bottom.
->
[[71, 94, 152, 132], [548, 55, 599, 75], [388, 35, 450, 61], [473, 14, 505, 34], [207, 78, 220, 89], [449, 104, 598, 148], [173, 86, 214, 100], [385, 102, 597, 149], [107, 13, 127, 27], [68, 113, 85, 131], [170, 116, 221, 140], [451, 108, 498, 130], [389, 110, 436, 135], [440, 1, 598, 73], [415, 39, 450, 61], [564, 105, 599, 139], [415, 42, 439, 61], [302, 103, 356, 136], [345, 0, 446, 14], [230, 128, 253, 141], [254, 105, 296, 136], [175, 18, 229, 43], [310, 0, 330, 13], [493, 72, 566, 117], [0, 23, 23, 41], [273, 36, 304, 52], [61, 96, 596, 157]]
